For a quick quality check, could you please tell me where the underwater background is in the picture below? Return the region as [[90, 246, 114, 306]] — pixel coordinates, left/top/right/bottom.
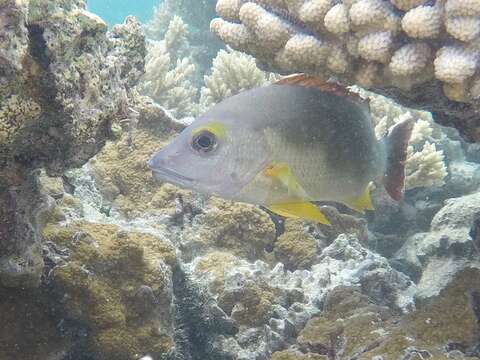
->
[[87, 0, 159, 26], [1, 0, 480, 359]]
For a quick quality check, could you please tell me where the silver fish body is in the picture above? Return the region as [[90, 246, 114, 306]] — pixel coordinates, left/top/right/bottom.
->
[[149, 75, 411, 222]]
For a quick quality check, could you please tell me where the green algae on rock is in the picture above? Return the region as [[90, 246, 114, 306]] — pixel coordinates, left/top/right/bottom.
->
[[90, 98, 188, 217], [293, 267, 480, 359], [42, 221, 177, 359], [181, 198, 276, 261], [194, 251, 240, 293], [217, 279, 278, 327], [273, 219, 318, 271], [271, 350, 327, 359]]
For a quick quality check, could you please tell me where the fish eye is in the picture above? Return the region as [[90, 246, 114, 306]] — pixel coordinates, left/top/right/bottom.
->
[[192, 130, 217, 153]]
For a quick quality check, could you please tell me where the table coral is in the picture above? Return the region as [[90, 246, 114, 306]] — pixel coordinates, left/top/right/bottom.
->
[[211, 0, 480, 142]]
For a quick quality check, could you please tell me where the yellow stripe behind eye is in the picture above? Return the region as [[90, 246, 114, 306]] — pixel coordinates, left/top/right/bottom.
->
[[192, 121, 227, 139]]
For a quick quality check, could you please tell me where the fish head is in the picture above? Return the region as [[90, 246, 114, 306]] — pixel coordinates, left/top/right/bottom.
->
[[148, 112, 272, 199]]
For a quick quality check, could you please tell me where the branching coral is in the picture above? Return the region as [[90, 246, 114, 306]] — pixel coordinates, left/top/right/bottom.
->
[[211, 0, 480, 141], [143, 1, 175, 40], [143, 0, 223, 89], [405, 141, 447, 189], [139, 16, 199, 118], [144, 0, 217, 41], [164, 15, 189, 62], [211, 0, 480, 101], [353, 87, 447, 189], [200, 47, 279, 108]]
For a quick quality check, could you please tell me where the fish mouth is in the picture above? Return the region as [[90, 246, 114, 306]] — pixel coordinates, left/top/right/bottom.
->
[[150, 166, 194, 186]]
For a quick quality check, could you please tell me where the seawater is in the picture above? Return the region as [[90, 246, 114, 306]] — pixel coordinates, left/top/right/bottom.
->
[[87, 0, 158, 26]]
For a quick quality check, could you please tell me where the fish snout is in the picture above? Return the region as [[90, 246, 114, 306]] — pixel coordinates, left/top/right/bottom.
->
[[148, 151, 194, 186], [148, 151, 165, 171]]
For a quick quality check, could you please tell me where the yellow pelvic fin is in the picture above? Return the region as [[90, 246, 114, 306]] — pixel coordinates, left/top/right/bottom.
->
[[268, 202, 331, 225], [343, 186, 374, 214], [192, 121, 227, 139], [263, 162, 304, 197]]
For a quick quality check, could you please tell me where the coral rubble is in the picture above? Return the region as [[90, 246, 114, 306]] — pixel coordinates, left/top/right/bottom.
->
[[211, 0, 480, 142]]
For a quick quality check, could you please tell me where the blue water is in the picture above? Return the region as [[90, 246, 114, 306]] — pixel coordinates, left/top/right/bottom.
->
[[87, 0, 159, 26]]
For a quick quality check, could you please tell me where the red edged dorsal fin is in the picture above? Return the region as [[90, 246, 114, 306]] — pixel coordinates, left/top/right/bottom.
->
[[274, 73, 370, 109]]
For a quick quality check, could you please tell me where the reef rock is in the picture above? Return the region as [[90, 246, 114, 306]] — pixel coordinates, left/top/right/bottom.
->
[[283, 267, 480, 359], [188, 234, 416, 358], [41, 221, 177, 359], [395, 191, 480, 289], [0, 0, 145, 287]]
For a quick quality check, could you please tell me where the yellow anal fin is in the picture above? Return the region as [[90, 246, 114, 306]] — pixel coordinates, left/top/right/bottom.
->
[[268, 202, 331, 225], [343, 186, 374, 214]]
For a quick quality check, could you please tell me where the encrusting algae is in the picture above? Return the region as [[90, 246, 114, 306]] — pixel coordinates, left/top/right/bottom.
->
[[273, 219, 318, 270], [41, 221, 176, 359], [288, 268, 480, 359], [91, 98, 185, 217]]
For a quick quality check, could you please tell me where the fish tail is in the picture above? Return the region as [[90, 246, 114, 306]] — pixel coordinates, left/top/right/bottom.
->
[[383, 119, 415, 201]]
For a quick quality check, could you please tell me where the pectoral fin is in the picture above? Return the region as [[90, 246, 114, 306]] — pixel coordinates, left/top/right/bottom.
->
[[263, 162, 306, 198], [268, 202, 331, 225], [343, 186, 374, 214]]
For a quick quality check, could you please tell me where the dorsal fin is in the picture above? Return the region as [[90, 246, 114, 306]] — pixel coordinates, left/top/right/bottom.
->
[[274, 73, 370, 109]]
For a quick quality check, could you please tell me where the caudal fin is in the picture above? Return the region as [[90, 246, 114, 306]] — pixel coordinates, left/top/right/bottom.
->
[[383, 119, 414, 201]]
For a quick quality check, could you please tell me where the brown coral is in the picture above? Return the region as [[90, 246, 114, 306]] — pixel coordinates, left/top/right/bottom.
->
[[42, 221, 176, 359]]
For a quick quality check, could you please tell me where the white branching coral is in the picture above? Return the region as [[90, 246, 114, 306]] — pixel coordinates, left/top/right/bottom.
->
[[139, 16, 198, 118], [389, 43, 431, 77], [324, 4, 350, 34], [358, 31, 394, 64], [140, 41, 198, 118], [352, 87, 447, 189], [405, 142, 447, 189], [199, 48, 279, 109], [434, 47, 478, 84], [211, 0, 480, 103], [143, 2, 174, 40], [164, 15, 189, 60]]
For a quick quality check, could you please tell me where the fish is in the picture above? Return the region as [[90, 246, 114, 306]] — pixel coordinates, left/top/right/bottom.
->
[[148, 74, 414, 224]]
